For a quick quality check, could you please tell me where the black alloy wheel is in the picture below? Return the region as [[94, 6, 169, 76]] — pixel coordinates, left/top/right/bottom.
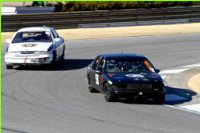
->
[[104, 83, 116, 102], [6, 65, 13, 69], [154, 94, 165, 104]]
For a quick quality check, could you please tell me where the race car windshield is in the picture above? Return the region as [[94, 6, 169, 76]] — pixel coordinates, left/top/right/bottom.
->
[[12, 31, 53, 43], [106, 59, 155, 73]]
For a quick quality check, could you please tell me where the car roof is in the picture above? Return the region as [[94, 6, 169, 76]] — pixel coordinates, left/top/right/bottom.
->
[[100, 53, 147, 59], [17, 26, 53, 32]]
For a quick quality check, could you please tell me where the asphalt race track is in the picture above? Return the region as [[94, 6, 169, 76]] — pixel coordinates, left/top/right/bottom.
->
[[2, 33, 200, 133]]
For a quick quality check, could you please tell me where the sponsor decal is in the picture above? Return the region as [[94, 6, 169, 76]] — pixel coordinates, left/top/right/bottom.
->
[[143, 78, 149, 81], [22, 44, 37, 47], [125, 74, 144, 78], [134, 78, 140, 81], [151, 73, 159, 78], [108, 73, 115, 78]]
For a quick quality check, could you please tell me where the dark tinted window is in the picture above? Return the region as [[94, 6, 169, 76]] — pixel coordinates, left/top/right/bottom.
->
[[12, 31, 52, 43], [92, 56, 103, 70], [105, 58, 155, 73]]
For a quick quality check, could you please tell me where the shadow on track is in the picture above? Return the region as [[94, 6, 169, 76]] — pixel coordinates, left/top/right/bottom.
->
[[119, 86, 197, 105], [164, 86, 197, 105], [15, 59, 93, 71]]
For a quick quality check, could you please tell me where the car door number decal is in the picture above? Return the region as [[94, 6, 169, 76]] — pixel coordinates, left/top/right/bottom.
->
[[95, 74, 99, 85]]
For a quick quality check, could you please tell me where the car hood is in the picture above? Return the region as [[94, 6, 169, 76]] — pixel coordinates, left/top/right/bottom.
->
[[106, 72, 163, 84], [8, 42, 53, 52]]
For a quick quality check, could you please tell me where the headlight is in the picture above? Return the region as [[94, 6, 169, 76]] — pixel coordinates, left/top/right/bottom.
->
[[5, 52, 17, 56], [34, 51, 48, 55], [108, 80, 113, 85]]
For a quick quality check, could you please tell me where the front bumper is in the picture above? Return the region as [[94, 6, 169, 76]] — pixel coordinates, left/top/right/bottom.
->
[[4, 54, 53, 65], [107, 84, 164, 98], [112, 90, 164, 97]]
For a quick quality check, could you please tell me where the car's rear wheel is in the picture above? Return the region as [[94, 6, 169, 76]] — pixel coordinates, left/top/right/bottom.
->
[[104, 83, 116, 102], [88, 78, 96, 93], [88, 86, 96, 93]]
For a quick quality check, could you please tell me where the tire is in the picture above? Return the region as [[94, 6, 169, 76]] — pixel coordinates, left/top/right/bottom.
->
[[104, 83, 116, 102], [154, 94, 165, 104], [51, 52, 57, 66], [88, 86, 96, 93], [60, 47, 65, 63], [125, 97, 133, 103], [6, 65, 13, 69]]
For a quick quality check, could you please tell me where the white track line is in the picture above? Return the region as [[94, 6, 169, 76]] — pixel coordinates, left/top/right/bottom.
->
[[166, 105, 200, 115], [161, 75, 166, 80], [183, 63, 200, 68], [162, 63, 200, 115], [160, 68, 189, 74], [180, 104, 200, 113]]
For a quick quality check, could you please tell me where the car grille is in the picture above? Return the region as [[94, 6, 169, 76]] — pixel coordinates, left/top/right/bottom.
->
[[128, 84, 152, 90], [20, 51, 35, 54], [117, 84, 152, 90]]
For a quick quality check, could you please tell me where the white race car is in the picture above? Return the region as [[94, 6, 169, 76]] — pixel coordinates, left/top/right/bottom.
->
[[4, 27, 65, 69]]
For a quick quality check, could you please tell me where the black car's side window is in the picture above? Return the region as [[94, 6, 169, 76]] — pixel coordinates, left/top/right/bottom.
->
[[98, 58, 105, 71], [92, 56, 102, 70]]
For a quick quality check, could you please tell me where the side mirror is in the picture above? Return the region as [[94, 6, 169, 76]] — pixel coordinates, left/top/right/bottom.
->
[[155, 69, 160, 73], [54, 38, 60, 42], [6, 39, 11, 44]]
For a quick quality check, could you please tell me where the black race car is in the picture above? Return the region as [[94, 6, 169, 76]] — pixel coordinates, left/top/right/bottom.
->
[[87, 53, 165, 103]]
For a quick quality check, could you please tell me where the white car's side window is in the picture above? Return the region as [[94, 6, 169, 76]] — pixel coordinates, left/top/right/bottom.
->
[[51, 29, 59, 39]]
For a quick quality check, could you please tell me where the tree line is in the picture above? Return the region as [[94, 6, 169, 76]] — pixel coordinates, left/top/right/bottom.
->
[[43, 1, 200, 12]]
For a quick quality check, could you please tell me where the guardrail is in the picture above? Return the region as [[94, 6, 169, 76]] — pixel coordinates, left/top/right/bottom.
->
[[2, 6, 200, 32]]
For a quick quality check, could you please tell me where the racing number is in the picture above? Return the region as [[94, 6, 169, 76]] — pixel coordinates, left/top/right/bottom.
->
[[95, 74, 99, 85]]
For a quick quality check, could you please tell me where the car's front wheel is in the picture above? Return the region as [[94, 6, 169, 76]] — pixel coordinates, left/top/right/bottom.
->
[[104, 83, 116, 102], [154, 93, 165, 104], [60, 47, 65, 63], [51, 52, 57, 66], [6, 65, 13, 69]]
